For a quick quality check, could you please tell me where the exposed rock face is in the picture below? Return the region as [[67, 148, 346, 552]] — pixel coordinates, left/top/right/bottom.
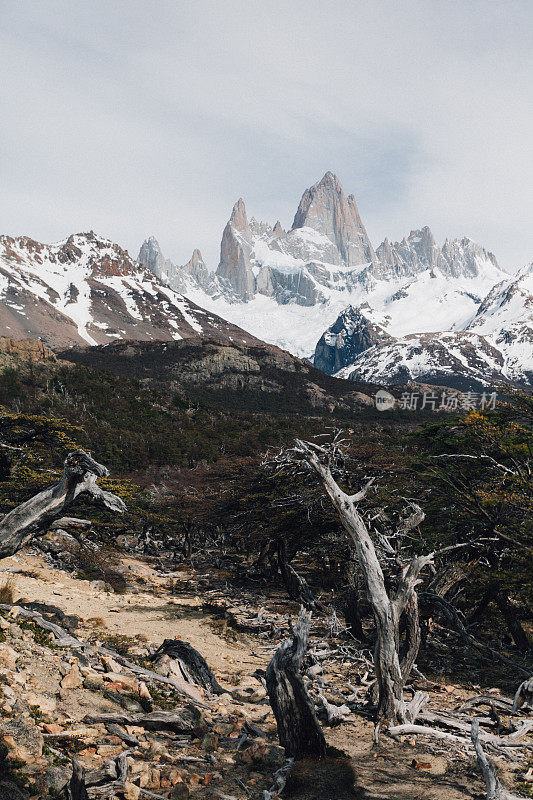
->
[[138, 173, 509, 373], [0, 232, 259, 350], [314, 306, 393, 374], [291, 172, 378, 267], [375, 227, 499, 280], [138, 236, 173, 281], [0, 336, 55, 361], [216, 199, 256, 300]]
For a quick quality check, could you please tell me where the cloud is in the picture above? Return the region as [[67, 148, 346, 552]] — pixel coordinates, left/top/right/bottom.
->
[[0, 0, 531, 271]]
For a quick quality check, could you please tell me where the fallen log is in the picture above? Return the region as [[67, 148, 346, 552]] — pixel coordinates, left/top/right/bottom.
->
[[84, 706, 205, 734], [151, 638, 225, 695], [266, 607, 326, 759], [471, 719, 524, 800]]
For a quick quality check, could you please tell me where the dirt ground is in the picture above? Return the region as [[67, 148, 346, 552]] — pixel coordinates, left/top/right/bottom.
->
[[0, 551, 529, 800]]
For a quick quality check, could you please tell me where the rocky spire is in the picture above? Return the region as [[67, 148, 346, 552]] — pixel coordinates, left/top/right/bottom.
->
[[216, 198, 256, 301], [291, 172, 378, 267], [138, 236, 167, 277], [229, 198, 250, 233]]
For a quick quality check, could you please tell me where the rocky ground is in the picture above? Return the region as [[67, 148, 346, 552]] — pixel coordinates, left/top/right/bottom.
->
[[0, 550, 530, 800]]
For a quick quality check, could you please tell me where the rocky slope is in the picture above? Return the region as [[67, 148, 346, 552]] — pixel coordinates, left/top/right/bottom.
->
[[138, 173, 507, 358], [0, 232, 259, 350]]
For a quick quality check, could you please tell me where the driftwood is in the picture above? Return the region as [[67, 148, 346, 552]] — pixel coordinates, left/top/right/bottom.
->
[[0, 450, 126, 559], [263, 758, 295, 800], [317, 692, 351, 725], [151, 638, 225, 695], [266, 607, 326, 759], [64, 759, 89, 800], [471, 720, 524, 799], [84, 707, 205, 734]]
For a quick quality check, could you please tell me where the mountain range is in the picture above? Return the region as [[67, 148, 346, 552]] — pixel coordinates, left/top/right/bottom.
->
[[0, 172, 530, 391]]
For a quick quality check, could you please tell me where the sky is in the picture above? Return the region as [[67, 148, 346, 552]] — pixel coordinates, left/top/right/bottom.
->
[[1, 0, 532, 273]]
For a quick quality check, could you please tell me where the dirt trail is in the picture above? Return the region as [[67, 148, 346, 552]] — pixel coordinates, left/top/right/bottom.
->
[[0, 552, 266, 680]]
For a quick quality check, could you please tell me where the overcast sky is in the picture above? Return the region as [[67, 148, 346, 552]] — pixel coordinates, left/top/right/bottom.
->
[[1, 1, 532, 272]]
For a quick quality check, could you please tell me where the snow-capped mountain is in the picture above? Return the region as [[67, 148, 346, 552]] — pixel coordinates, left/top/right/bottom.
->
[[138, 172, 507, 358], [0, 232, 259, 350], [323, 265, 533, 390]]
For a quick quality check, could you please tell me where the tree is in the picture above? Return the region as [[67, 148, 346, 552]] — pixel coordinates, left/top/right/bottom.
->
[[270, 434, 432, 726]]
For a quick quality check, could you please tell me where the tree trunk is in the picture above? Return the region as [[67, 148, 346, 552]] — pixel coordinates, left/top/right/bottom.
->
[[266, 608, 326, 759], [341, 585, 367, 642]]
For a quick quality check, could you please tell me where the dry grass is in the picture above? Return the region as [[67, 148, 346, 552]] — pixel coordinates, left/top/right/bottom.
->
[[0, 575, 15, 604]]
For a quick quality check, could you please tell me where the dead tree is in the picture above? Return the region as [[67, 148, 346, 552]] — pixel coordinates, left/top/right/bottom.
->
[[266, 607, 326, 759], [512, 677, 533, 712], [270, 437, 432, 726], [0, 450, 126, 559]]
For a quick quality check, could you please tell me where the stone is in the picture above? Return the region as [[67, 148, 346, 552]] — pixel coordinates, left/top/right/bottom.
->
[[170, 783, 190, 799], [102, 655, 123, 673], [0, 780, 27, 800], [0, 644, 17, 670], [60, 660, 83, 690], [0, 715, 43, 764], [201, 732, 218, 751], [123, 782, 141, 800], [83, 675, 104, 691], [238, 740, 284, 765], [26, 691, 56, 715]]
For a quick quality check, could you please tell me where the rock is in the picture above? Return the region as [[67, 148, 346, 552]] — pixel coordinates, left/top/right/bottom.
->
[[26, 691, 56, 715], [8, 624, 23, 639], [238, 740, 285, 765], [123, 781, 141, 800], [201, 732, 218, 751], [60, 660, 83, 690], [42, 723, 63, 734], [0, 780, 28, 800], [103, 672, 139, 692], [32, 764, 72, 794], [102, 655, 123, 673], [138, 681, 152, 702], [0, 715, 43, 764], [83, 675, 104, 691], [0, 644, 17, 670]]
